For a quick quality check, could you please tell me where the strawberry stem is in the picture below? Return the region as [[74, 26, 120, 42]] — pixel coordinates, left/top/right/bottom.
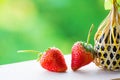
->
[[17, 50, 43, 61], [87, 24, 94, 44], [17, 50, 40, 53]]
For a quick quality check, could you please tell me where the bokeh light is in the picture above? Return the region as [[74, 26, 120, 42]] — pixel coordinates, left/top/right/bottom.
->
[[0, 0, 109, 65]]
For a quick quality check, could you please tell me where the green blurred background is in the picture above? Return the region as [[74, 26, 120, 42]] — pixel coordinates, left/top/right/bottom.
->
[[0, 0, 109, 65]]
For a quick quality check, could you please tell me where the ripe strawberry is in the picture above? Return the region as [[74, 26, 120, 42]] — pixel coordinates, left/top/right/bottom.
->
[[71, 24, 95, 71], [39, 47, 67, 72], [71, 41, 95, 71], [18, 47, 67, 72]]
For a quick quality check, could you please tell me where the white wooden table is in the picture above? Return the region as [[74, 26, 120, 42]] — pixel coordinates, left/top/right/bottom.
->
[[0, 55, 120, 80]]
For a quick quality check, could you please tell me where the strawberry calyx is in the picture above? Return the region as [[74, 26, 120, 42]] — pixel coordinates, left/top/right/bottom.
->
[[37, 52, 43, 61], [80, 41, 96, 58], [81, 41, 93, 52]]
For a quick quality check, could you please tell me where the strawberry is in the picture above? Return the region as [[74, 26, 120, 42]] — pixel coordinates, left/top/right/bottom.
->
[[40, 47, 67, 72], [18, 47, 67, 72], [71, 41, 95, 71], [71, 24, 95, 71]]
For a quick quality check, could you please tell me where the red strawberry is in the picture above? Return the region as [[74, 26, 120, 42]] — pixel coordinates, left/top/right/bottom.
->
[[71, 24, 95, 71], [18, 47, 67, 72], [71, 41, 95, 71], [40, 47, 67, 72]]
